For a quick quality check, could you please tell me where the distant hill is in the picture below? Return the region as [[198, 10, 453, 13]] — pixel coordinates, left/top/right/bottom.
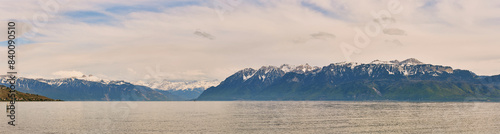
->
[[0, 85, 57, 101], [197, 58, 500, 101]]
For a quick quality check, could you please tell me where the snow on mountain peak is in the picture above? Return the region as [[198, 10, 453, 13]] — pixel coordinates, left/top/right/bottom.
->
[[259, 66, 280, 74], [399, 58, 424, 65], [239, 68, 257, 81], [295, 63, 318, 73], [333, 62, 361, 69], [279, 64, 320, 73], [243, 73, 255, 81], [368, 58, 424, 65], [134, 80, 220, 91], [15, 74, 119, 86], [280, 64, 296, 73]]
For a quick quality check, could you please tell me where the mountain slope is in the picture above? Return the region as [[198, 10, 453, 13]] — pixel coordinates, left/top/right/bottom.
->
[[0, 85, 57, 101], [197, 58, 500, 101]]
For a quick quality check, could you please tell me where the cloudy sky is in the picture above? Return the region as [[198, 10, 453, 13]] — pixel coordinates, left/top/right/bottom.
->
[[1, 0, 499, 82]]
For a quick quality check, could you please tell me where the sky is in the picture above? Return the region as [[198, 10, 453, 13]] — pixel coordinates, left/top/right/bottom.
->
[[0, 0, 499, 82]]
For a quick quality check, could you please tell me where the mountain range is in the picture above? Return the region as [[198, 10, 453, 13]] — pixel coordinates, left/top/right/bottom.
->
[[3, 58, 499, 101], [0, 77, 177, 101], [0, 75, 218, 101], [197, 58, 500, 101]]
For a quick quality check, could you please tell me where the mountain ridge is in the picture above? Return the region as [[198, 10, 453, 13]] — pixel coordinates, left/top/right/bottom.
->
[[197, 58, 500, 101], [0, 77, 183, 101]]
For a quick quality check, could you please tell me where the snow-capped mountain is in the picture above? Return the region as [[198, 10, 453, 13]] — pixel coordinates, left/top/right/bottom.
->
[[134, 80, 220, 91], [32, 75, 122, 86], [279, 63, 321, 74], [369, 58, 424, 65], [221, 58, 457, 86], [134, 80, 220, 100], [0, 76, 182, 101], [197, 58, 500, 101]]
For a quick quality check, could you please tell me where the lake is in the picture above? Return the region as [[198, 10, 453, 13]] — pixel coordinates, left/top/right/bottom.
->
[[2, 101, 500, 133]]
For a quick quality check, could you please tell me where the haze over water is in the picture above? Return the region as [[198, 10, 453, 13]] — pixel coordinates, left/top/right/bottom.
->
[[2, 101, 500, 133]]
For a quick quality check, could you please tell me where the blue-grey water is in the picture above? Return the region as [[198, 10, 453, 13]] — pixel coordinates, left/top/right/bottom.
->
[[2, 101, 500, 133]]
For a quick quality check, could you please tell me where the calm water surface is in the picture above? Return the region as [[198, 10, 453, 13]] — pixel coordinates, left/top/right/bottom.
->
[[2, 101, 500, 133]]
